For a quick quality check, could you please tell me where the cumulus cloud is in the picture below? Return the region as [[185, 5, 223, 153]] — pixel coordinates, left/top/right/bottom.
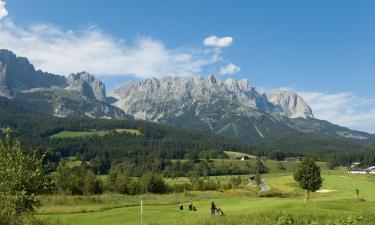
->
[[0, 22, 224, 78], [0, 4, 238, 79], [298, 91, 375, 133], [0, 0, 8, 20], [219, 63, 241, 75], [204, 35, 233, 48]]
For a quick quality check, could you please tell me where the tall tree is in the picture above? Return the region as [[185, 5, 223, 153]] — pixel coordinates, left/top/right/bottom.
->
[[0, 129, 50, 223], [293, 156, 323, 202]]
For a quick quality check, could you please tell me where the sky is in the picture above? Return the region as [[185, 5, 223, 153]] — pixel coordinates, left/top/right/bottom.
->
[[0, 0, 375, 133]]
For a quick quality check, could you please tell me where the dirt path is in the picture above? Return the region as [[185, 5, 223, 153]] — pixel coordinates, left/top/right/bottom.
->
[[260, 179, 270, 192]]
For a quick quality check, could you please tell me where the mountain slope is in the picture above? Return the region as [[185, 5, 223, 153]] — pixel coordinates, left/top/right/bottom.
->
[[0, 49, 128, 119], [110, 76, 297, 141], [110, 76, 371, 142]]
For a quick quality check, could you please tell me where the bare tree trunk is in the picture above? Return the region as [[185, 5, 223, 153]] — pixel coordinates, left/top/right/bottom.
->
[[305, 190, 310, 202]]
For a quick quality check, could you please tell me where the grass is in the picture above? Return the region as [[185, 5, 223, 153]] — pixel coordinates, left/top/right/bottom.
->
[[49, 131, 109, 138], [115, 128, 142, 136], [49, 129, 141, 139], [223, 151, 255, 159], [38, 169, 375, 225]]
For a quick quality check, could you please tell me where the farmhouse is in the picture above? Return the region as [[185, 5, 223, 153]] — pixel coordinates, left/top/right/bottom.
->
[[351, 162, 361, 168], [239, 156, 250, 161], [346, 165, 375, 174], [284, 157, 302, 162], [347, 169, 368, 174], [235, 155, 256, 161], [368, 166, 375, 174]]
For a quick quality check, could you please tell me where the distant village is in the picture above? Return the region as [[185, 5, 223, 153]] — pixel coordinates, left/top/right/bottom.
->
[[346, 162, 375, 174], [234, 155, 375, 175]]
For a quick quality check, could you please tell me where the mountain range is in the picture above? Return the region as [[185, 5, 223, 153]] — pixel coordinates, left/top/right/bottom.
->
[[0, 49, 372, 143]]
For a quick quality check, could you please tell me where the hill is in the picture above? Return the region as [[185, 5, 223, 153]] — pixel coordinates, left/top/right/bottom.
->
[[0, 97, 247, 175]]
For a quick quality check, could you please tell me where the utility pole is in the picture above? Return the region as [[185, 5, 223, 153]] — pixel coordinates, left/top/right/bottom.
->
[[140, 199, 143, 225]]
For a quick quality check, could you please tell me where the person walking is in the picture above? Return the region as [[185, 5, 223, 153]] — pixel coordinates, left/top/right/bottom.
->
[[188, 201, 193, 211], [210, 201, 216, 217], [179, 202, 184, 210]]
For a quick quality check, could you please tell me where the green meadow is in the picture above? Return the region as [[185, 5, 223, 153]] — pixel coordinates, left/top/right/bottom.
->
[[49, 129, 141, 138], [38, 169, 375, 225]]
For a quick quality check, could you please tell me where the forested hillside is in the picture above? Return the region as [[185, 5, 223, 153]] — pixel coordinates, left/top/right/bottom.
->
[[0, 97, 248, 175]]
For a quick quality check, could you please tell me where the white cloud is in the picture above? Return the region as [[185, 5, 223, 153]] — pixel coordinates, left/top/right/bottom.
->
[[0, 0, 8, 20], [0, 22, 226, 78], [204, 35, 233, 48], [298, 91, 375, 133], [219, 63, 240, 75]]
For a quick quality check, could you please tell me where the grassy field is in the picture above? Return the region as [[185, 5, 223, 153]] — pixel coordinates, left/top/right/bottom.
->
[[223, 151, 255, 159], [49, 129, 141, 138], [38, 169, 375, 225]]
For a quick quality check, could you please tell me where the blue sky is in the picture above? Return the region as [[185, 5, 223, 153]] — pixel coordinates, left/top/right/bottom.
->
[[1, 0, 375, 133]]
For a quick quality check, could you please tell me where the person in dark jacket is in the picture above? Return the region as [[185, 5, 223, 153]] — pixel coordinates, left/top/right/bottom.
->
[[210, 202, 216, 216], [188, 201, 193, 211]]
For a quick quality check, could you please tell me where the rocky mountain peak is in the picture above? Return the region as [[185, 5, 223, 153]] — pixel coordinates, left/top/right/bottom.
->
[[110, 75, 314, 122], [0, 49, 67, 98], [67, 72, 107, 102], [266, 89, 314, 119]]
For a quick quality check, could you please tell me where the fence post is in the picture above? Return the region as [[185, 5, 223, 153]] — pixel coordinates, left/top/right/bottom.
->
[[141, 199, 143, 225]]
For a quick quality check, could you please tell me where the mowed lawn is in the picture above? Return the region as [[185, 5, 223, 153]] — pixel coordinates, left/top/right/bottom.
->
[[39, 170, 375, 225]]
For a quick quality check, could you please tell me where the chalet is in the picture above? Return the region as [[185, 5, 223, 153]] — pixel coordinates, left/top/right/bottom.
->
[[235, 155, 256, 161], [351, 162, 361, 168], [240, 156, 250, 161], [347, 165, 375, 174], [248, 175, 256, 184], [347, 169, 368, 174], [284, 157, 302, 162], [367, 166, 375, 174]]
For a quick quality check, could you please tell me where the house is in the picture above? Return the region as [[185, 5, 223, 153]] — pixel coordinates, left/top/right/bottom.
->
[[284, 157, 302, 162], [351, 162, 361, 168], [235, 155, 256, 161], [347, 169, 368, 174], [347, 165, 375, 174], [367, 166, 375, 174], [240, 156, 250, 161], [248, 175, 256, 184]]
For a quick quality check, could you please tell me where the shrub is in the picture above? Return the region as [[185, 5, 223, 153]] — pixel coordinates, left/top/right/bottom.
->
[[142, 173, 168, 194]]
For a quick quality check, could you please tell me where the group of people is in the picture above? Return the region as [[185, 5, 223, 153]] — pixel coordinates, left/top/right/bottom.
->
[[178, 201, 224, 216], [179, 201, 196, 211]]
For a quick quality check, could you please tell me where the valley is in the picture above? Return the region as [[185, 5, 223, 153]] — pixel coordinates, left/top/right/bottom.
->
[[0, 50, 374, 225], [38, 168, 375, 225]]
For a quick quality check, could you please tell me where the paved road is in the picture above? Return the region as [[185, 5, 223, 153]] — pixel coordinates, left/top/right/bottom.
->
[[260, 179, 270, 192]]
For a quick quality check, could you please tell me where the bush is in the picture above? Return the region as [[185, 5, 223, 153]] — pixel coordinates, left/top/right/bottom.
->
[[128, 179, 144, 195], [230, 175, 242, 188], [83, 170, 103, 195], [169, 183, 192, 193], [142, 173, 168, 194], [202, 180, 220, 191]]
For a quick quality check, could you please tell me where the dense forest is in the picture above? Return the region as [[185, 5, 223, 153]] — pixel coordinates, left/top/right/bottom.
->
[[1, 97, 375, 177], [0, 98, 248, 175]]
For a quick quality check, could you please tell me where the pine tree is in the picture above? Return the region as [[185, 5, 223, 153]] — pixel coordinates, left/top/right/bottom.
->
[[294, 156, 323, 202]]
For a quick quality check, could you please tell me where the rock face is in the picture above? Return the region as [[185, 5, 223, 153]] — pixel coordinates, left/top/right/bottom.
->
[[67, 72, 107, 102], [0, 49, 129, 119], [110, 76, 312, 121], [0, 49, 67, 98], [110, 76, 371, 141], [266, 90, 314, 119], [109, 76, 314, 141], [0, 49, 369, 141], [0, 62, 12, 98]]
